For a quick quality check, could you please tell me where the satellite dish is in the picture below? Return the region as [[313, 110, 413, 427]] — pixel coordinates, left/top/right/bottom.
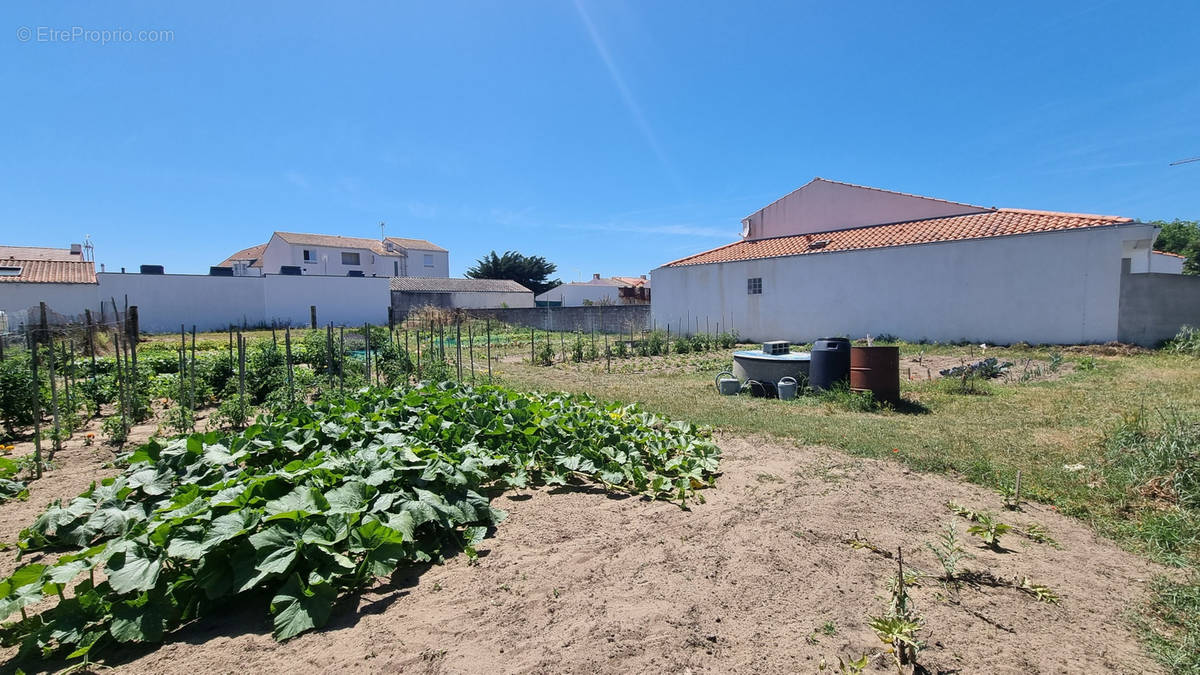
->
[[741, 220, 752, 238]]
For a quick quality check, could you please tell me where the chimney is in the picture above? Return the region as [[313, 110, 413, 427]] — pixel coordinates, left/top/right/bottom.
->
[[592, 273, 600, 280], [100, 263, 106, 272], [70, 243, 82, 255], [640, 274, 646, 280]]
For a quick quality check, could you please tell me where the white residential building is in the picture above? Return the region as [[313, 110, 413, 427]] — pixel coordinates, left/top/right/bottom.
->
[[215, 231, 448, 278], [652, 178, 1198, 346], [535, 274, 650, 307]]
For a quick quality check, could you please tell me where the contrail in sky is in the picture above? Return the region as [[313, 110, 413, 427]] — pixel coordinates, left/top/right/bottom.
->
[[573, 0, 684, 193]]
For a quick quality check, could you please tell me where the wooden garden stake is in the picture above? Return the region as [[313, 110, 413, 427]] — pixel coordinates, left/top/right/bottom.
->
[[40, 304, 61, 456], [27, 324, 42, 479], [468, 322, 475, 383], [486, 319, 492, 383], [285, 326, 294, 407]]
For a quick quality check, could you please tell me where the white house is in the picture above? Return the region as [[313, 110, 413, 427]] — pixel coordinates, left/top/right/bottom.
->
[[1150, 250, 1186, 274], [535, 274, 650, 307], [652, 178, 1191, 345], [216, 231, 449, 278], [0, 244, 97, 325]]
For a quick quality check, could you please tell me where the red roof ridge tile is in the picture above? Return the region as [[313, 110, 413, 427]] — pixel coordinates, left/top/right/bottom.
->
[[996, 207, 1131, 222], [1153, 250, 1186, 259]]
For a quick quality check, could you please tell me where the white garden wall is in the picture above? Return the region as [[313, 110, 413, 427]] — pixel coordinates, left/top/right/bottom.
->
[[93, 273, 391, 333], [652, 224, 1158, 345], [0, 283, 98, 326]]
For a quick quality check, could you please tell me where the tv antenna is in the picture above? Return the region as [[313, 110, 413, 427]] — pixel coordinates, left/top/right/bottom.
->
[[1169, 157, 1200, 166], [379, 221, 386, 240]]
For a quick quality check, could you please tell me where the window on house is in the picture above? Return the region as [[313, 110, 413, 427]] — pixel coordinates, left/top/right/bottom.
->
[[747, 277, 762, 295], [0, 266, 22, 277], [303, 249, 314, 262], [341, 251, 360, 266], [393, 261, 399, 276], [423, 253, 434, 267]]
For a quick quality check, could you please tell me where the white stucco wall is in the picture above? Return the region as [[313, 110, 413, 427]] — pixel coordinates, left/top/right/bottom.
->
[[652, 224, 1158, 345], [449, 291, 535, 309], [743, 179, 989, 240], [262, 275, 390, 326], [1150, 252, 1186, 274], [535, 283, 624, 307], [96, 273, 390, 332], [0, 283, 98, 325], [98, 273, 267, 333]]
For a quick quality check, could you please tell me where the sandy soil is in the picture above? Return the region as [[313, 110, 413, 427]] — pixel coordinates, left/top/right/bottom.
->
[[0, 435, 1164, 674]]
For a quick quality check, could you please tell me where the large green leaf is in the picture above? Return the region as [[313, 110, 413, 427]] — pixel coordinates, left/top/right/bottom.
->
[[269, 573, 337, 641], [105, 543, 163, 595]]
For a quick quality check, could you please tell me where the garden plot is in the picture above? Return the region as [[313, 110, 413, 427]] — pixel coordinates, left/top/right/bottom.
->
[[93, 436, 1164, 674]]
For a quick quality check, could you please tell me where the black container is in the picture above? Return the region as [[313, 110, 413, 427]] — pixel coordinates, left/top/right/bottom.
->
[[809, 337, 851, 392], [139, 264, 164, 275]]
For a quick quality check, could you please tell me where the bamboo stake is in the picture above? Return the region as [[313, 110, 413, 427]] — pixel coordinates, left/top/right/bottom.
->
[[28, 324, 42, 479], [285, 326, 294, 407], [40, 304, 61, 456]]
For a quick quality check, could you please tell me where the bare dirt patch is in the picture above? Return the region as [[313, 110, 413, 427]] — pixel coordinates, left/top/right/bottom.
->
[[0, 436, 1154, 674]]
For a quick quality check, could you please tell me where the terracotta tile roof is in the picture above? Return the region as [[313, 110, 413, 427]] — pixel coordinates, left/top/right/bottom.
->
[[275, 231, 394, 255], [611, 276, 649, 287], [0, 245, 82, 262], [274, 232, 446, 255], [1153, 250, 1186, 259], [389, 277, 531, 293], [0, 259, 97, 284], [385, 236, 447, 253], [665, 208, 1134, 267], [215, 243, 268, 268]]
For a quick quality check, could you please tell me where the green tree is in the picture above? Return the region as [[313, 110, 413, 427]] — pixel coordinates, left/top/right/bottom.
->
[[1151, 220, 1200, 274], [465, 250, 561, 295]]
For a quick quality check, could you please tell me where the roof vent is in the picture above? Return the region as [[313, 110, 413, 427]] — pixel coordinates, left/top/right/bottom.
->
[[807, 240, 830, 250], [70, 244, 82, 255], [592, 273, 601, 280]]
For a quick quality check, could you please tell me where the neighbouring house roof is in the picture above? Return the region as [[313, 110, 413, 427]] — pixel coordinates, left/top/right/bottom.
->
[[664, 209, 1135, 267], [390, 277, 531, 293], [215, 243, 268, 269], [1153, 250, 1186, 259], [273, 232, 447, 255], [384, 236, 447, 253], [611, 276, 650, 287], [0, 258, 97, 284], [0, 245, 82, 262]]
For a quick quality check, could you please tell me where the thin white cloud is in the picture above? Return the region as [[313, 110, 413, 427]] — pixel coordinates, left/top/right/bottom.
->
[[573, 0, 683, 192], [557, 221, 732, 238], [284, 170, 310, 189]]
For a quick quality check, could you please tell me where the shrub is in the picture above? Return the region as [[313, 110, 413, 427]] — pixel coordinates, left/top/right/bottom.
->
[[375, 342, 414, 386], [716, 331, 738, 349], [101, 414, 127, 445], [1168, 325, 1200, 355], [0, 353, 42, 437], [645, 330, 666, 356], [672, 337, 691, 354]]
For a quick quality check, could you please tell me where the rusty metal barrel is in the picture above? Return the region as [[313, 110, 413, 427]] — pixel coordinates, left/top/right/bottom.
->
[[850, 346, 900, 402]]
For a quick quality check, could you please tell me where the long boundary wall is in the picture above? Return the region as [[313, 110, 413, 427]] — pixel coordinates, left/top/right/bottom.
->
[[463, 305, 650, 334], [1117, 261, 1200, 346]]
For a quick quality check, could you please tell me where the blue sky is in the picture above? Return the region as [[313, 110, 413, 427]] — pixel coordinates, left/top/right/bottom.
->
[[2, 1, 1198, 279]]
